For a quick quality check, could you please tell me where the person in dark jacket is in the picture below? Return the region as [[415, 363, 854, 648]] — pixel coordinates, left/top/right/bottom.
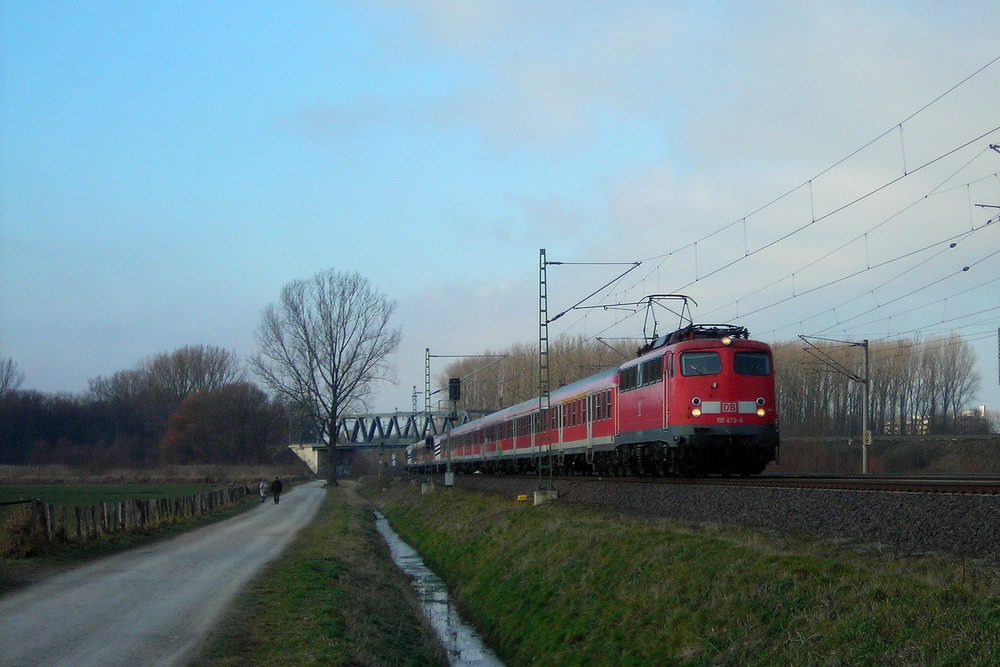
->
[[270, 476, 283, 504]]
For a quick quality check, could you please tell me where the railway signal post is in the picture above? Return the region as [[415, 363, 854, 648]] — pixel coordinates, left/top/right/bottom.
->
[[445, 378, 459, 487]]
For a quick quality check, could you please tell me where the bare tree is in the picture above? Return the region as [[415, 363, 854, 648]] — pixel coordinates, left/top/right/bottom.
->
[[441, 334, 633, 412], [773, 334, 982, 436], [142, 345, 245, 410], [0, 355, 26, 396], [88, 345, 246, 463], [250, 269, 401, 483], [938, 334, 981, 427]]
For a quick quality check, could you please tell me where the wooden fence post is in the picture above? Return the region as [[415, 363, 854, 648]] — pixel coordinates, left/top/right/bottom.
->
[[43, 502, 54, 541], [16, 484, 250, 545]]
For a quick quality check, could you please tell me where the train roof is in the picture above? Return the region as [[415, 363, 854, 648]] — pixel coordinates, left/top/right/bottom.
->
[[636, 323, 750, 356], [448, 365, 618, 436]]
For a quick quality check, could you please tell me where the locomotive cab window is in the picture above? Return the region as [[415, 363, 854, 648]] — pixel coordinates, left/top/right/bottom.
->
[[734, 352, 771, 376], [681, 351, 721, 376]]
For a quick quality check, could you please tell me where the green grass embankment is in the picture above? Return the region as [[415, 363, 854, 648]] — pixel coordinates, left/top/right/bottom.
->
[[193, 482, 446, 667], [367, 480, 1000, 666]]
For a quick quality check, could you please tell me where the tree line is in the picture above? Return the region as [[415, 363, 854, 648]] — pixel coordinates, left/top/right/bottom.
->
[[437, 335, 635, 412], [1, 268, 402, 475], [773, 334, 988, 436], [0, 345, 291, 468]]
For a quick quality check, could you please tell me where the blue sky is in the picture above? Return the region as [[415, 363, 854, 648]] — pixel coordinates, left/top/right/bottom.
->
[[1, 1, 998, 415]]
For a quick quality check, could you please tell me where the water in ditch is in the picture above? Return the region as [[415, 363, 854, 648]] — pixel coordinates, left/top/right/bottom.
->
[[374, 510, 504, 666]]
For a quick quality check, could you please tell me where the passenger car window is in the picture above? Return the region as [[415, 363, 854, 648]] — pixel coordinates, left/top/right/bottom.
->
[[681, 352, 721, 376], [734, 352, 771, 376]]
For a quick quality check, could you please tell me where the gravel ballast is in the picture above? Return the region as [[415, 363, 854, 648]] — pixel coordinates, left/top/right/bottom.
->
[[448, 475, 1000, 560]]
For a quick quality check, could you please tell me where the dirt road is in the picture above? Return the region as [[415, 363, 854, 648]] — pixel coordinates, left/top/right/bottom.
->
[[0, 479, 326, 667]]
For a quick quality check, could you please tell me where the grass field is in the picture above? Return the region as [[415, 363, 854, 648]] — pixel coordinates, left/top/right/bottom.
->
[[0, 483, 223, 508]]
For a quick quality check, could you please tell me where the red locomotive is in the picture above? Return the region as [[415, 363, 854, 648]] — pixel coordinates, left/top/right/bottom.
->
[[407, 323, 779, 477]]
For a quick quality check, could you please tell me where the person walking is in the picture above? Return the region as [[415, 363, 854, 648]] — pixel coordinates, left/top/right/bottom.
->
[[258, 480, 268, 503], [270, 476, 283, 504]]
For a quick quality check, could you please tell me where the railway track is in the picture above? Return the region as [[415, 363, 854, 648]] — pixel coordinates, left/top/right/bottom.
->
[[515, 472, 1000, 494], [451, 471, 1000, 559], [455, 474, 1000, 562]]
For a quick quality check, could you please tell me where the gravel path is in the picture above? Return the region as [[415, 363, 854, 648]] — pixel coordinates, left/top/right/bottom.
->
[[0, 481, 326, 667], [452, 476, 1000, 560]]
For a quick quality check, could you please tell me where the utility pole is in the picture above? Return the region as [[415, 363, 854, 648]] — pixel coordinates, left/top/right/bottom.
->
[[538, 249, 641, 491], [800, 336, 871, 474], [861, 339, 870, 474], [424, 348, 431, 415], [445, 378, 459, 487], [538, 249, 552, 487]]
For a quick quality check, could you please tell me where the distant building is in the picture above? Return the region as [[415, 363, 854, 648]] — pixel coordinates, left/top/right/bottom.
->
[[960, 405, 987, 419], [887, 415, 929, 436]]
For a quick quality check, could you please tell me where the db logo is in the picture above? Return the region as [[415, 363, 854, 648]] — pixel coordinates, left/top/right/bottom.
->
[[722, 402, 737, 413]]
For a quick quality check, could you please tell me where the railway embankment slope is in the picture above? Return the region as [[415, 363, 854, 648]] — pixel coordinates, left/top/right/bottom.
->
[[368, 478, 1000, 665]]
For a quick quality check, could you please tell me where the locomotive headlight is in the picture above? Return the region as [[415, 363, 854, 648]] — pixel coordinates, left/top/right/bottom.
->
[[691, 397, 702, 416], [756, 407, 766, 417], [721, 336, 733, 345]]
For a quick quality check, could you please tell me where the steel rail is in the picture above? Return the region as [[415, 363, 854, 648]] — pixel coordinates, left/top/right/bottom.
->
[[496, 473, 1000, 495]]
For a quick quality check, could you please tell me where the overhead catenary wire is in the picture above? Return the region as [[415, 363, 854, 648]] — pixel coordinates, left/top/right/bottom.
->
[[546, 56, 1000, 362], [697, 159, 1000, 321], [663, 124, 1000, 296], [634, 51, 1000, 270]]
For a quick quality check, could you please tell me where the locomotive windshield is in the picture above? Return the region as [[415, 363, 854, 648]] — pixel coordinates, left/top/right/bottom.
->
[[680, 352, 721, 376], [734, 352, 771, 376]]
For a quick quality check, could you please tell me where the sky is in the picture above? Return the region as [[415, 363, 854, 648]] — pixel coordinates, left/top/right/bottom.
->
[[1, 1, 998, 417]]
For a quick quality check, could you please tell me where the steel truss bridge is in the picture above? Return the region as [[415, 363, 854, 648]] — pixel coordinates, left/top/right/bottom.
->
[[303, 410, 493, 451]]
